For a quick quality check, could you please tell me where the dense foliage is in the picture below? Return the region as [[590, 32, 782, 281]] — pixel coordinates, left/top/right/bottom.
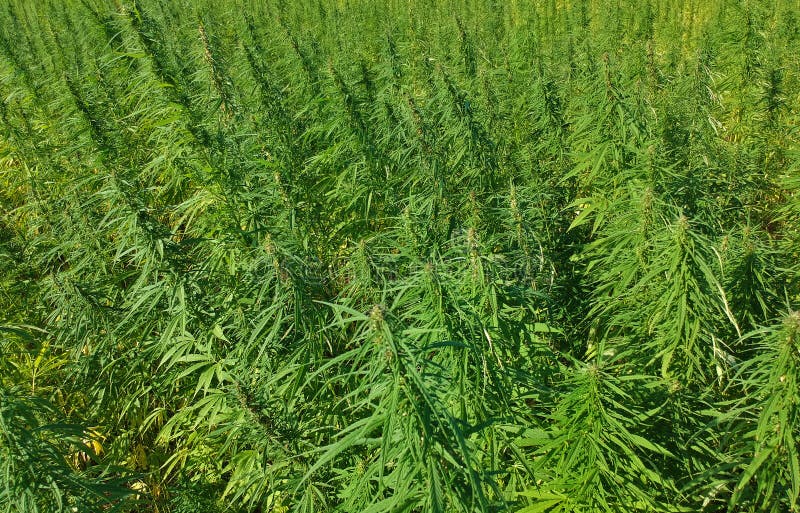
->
[[1, 0, 799, 511]]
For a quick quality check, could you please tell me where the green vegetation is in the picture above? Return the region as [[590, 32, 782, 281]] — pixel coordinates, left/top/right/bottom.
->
[[1, 0, 798, 511]]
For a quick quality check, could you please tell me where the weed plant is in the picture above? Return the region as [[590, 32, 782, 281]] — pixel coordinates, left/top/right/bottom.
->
[[0, 1, 798, 512]]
